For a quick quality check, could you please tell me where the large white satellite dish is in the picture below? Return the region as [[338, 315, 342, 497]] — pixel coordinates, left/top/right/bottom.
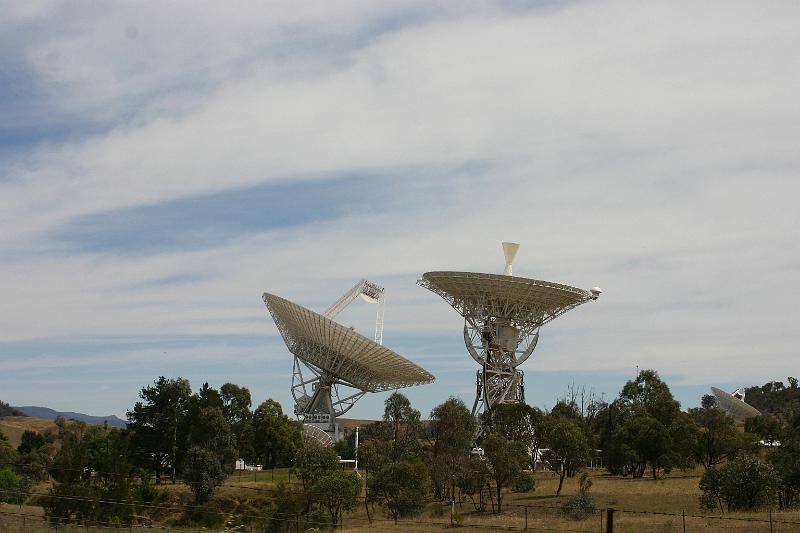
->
[[264, 280, 434, 442], [710, 386, 761, 421], [418, 243, 601, 416]]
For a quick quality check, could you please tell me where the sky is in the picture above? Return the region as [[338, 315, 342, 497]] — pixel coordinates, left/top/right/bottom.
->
[[1, 1, 799, 421]]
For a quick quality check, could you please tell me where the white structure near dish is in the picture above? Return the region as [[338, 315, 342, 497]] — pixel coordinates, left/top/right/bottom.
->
[[418, 243, 602, 416], [263, 280, 435, 445]]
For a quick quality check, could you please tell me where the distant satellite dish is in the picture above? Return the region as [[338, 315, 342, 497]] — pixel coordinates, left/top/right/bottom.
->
[[303, 424, 333, 448], [711, 386, 761, 421]]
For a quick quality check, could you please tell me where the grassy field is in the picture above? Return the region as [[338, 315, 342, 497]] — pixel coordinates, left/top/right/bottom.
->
[[4, 468, 800, 532]]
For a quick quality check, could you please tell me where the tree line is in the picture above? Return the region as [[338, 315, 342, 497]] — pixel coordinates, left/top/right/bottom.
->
[[2, 370, 800, 530]]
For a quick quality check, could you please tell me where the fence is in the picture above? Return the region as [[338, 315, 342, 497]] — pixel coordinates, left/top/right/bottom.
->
[[4, 498, 800, 532]]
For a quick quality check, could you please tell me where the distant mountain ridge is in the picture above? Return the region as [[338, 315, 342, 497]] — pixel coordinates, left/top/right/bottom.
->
[[0, 400, 27, 417], [13, 406, 127, 428]]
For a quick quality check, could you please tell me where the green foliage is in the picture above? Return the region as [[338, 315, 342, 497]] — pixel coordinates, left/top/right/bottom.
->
[[293, 440, 338, 493], [383, 392, 422, 460], [543, 418, 590, 495], [174, 500, 226, 529], [312, 470, 362, 526], [456, 455, 490, 512], [265, 482, 308, 533], [699, 453, 780, 512], [0, 467, 22, 505], [512, 471, 535, 493], [369, 460, 428, 523], [17, 430, 46, 454], [561, 495, 596, 520], [561, 473, 595, 520], [744, 378, 800, 418], [483, 432, 529, 511], [253, 399, 303, 468], [429, 397, 475, 500], [221, 382, 255, 462], [680, 406, 744, 469], [768, 432, 800, 509], [16, 446, 52, 481], [182, 445, 226, 504], [127, 376, 192, 482], [0, 434, 17, 467]]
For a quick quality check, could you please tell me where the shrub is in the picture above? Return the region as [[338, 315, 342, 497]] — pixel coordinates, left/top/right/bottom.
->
[[699, 453, 780, 512], [174, 500, 225, 529], [561, 495, 596, 520], [512, 471, 535, 493]]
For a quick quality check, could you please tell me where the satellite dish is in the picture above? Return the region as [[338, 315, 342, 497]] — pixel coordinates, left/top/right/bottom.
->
[[710, 386, 761, 421], [418, 243, 601, 416], [303, 424, 334, 448], [264, 286, 434, 442]]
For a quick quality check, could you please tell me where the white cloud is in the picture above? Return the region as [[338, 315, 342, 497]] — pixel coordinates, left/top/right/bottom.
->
[[2, 1, 800, 413]]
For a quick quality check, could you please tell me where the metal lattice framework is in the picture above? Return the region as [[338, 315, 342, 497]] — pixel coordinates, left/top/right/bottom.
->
[[264, 291, 434, 441], [418, 270, 598, 416]]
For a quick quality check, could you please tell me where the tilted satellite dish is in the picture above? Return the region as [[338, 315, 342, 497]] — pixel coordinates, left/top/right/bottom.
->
[[418, 242, 601, 416], [710, 386, 761, 421], [264, 280, 434, 442]]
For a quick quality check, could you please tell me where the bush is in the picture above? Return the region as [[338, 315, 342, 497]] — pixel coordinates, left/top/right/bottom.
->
[[512, 471, 535, 493], [174, 500, 225, 529], [700, 453, 780, 512], [561, 495, 596, 520]]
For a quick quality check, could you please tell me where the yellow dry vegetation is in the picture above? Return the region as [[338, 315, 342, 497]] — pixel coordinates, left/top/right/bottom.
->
[[0, 417, 58, 449]]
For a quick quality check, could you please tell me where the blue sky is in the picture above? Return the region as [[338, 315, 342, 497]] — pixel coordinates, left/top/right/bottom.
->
[[1, 1, 799, 420]]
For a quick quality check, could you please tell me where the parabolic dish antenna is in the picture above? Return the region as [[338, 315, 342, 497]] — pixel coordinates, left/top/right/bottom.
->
[[710, 386, 761, 421], [418, 243, 600, 416], [264, 280, 434, 442]]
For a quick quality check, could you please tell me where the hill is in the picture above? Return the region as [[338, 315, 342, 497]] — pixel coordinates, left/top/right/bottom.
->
[[0, 416, 58, 448], [0, 400, 26, 417], [743, 378, 800, 417], [13, 406, 127, 428]]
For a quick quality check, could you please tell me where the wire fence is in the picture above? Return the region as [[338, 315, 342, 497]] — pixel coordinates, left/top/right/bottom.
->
[[3, 496, 800, 533]]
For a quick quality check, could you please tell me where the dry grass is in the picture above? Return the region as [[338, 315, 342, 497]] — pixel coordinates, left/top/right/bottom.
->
[[0, 417, 58, 449], [4, 468, 800, 532]]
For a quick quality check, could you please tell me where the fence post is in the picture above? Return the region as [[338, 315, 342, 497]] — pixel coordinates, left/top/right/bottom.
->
[[682, 509, 686, 533], [599, 508, 603, 532], [524, 505, 528, 530], [770, 508, 773, 533], [606, 508, 615, 533]]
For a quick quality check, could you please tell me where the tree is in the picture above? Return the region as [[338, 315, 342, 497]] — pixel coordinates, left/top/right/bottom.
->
[[481, 403, 546, 464], [252, 399, 302, 468], [383, 393, 421, 460], [543, 418, 590, 494], [429, 397, 475, 501], [127, 377, 191, 483], [183, 446, 226, 504], [619, 369, 680, 426], [369, 460, 428, 523], [0, 467, 22, 505], [220, 383, 254, 461], [680, 407, 744, 469], [700, 454, 779, 512], [625, 416, 672, 479], [483, 432, 529, 511], [294, 440, 338, 494], [312, 470, 361, 527], [768, 432, 800, 509], [17, 431, 45, 454]]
